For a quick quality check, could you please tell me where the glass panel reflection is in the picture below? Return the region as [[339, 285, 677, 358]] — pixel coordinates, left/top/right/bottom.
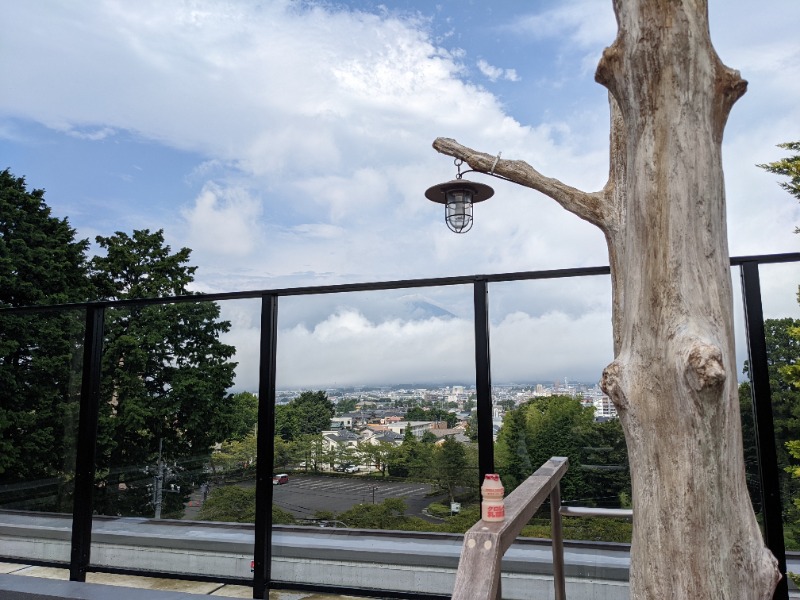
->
[[489, 277, 631, 543], [0, 309, 84, 563]]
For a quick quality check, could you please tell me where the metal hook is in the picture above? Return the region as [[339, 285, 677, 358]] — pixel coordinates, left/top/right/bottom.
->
[[454, 158, 464, 179]]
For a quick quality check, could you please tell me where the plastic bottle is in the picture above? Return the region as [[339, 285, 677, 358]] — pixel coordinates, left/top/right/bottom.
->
[[481, 473, 505, 522]]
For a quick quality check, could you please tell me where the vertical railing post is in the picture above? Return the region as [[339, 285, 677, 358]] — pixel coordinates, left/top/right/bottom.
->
[[253, 294, 278, 599], [70, 305, 105, 582], [740, 262, 788, 600], [550, 483, 566, 600], [473, 279, 494, 484]]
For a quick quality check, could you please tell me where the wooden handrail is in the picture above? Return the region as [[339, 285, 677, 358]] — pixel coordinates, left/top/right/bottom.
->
[[452, 457, 569, 600]]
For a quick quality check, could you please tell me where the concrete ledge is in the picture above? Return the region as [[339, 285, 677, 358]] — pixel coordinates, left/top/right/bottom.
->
[[4, 512, 795, 600], [0, 573, 218, 600]]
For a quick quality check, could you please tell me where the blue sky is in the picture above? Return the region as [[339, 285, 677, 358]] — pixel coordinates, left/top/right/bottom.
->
[[1, 0, 799, 389]]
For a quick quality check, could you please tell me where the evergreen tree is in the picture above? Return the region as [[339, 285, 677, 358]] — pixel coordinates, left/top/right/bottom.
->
[[274, 391, 334, 441], [89, 229, 237, 516], [758, 142, 800, 232], [495, 395, 596, 503], [581, 417, 631, 508], [0, 170, 90, 510], [430, 436, 469, 503], [291, 391, 335, 436], [388, 426, 432, 479], [494, 407, 533, 490]]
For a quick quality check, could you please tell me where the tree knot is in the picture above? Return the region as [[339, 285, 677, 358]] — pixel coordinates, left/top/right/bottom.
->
[[685, 342, 726, 393], [601, 359, 628, 413]]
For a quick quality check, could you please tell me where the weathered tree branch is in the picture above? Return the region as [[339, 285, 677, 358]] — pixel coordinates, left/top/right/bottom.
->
[[432, 137, 612, 231]]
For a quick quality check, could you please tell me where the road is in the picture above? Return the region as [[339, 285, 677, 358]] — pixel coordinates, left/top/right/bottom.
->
[[270, 474, 443, 520]]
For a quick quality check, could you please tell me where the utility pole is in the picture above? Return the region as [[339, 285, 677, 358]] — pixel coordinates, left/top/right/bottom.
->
[[153, 438, 164, 519]]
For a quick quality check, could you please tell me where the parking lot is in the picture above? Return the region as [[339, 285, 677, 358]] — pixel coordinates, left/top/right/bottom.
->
[[271, 474, 441, 520]]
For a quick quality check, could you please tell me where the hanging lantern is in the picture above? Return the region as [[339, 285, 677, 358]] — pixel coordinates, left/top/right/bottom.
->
[[425, 178, 494, 233]]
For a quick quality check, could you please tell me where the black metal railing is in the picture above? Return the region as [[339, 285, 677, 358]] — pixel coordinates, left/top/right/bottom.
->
[[1, 252, 798, 600]]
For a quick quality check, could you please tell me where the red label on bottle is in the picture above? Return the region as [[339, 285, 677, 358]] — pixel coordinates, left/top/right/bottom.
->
[[486, 504, 505, 519]]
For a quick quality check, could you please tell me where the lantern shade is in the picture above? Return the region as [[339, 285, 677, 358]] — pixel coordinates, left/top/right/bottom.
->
[[425, 178, 494, 234]]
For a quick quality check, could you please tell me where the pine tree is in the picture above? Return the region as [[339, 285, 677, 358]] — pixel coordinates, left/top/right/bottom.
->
[[758, 142, 800, 201], [89, 229, 237, 517]]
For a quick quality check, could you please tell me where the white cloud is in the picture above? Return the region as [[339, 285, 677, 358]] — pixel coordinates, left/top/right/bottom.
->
[[477, 60, 520, 83], [65, 126, 117, 141], [1, 0, 798, 391], [506, 1, 616, 49], [219, 302, 614, 391], [181, 183, 262, 257]]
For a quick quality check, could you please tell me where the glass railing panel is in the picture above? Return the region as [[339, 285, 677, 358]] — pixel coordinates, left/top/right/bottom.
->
[[488, 277, 630, 543], [270, 286, 479, 548], [0, 308, 85, 563], [735, 263, 800, 551], [89, 298, 257, 580]]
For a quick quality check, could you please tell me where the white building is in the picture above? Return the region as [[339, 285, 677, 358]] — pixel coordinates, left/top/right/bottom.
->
[[592, 395, 618, 419], [384, 421, 436, 438]]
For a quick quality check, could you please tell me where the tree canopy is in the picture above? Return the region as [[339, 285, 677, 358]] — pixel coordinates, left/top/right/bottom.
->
[[495, 395, 630, 507], [87, 229, 238, 516], [0, 170, 90, 495], [275, 391, 335, 441], [758, 142, 800, 202]]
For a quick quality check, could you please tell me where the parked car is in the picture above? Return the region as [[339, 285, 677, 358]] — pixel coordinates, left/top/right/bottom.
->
[[317, 520, 348, 528], [344, 465, 360, 473], [272, 473, 289, 485]]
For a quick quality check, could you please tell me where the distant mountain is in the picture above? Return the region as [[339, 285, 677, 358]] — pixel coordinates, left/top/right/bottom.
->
[[401, 295, 457, 320]]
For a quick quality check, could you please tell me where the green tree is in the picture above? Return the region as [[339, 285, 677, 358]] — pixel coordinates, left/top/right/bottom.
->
[[758, 142, 800, 230], [524, 396, 594, 501], [494, 407, 533, 490], [292, 433, 326, 472], [336, 497, 409, 529], [210, 433, 257, 475], [495, 395, 595, 502], [581, 417, 631, 508], [430, 436, 469, 503], [89, 229, 237, 516], [196, 485, 296, 525], [0, 170, 90, 509], [275, 404, 297, 440], [389, 427, 433, 479], [226, 392, 259, 441], [336, 397, 357, 415], [273, 436, 293, 471], [405, 406, 427, 421], [465, 413, 479, 442], [198, 485, 255, 522], [359, 440, 394, 476], [786, 440, 800, 546], [275, 391, 334, 441], [292, 391, 335, 436]]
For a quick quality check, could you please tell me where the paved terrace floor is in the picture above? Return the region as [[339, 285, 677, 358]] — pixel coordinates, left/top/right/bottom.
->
[[0, 562, 362, 600]]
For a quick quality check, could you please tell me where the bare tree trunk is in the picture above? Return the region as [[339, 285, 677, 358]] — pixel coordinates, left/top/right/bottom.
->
[[432, 1, 781, 597]]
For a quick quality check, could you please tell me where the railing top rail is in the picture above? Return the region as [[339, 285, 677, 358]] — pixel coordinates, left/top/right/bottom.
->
[[452, 457, 569, 600], [560, 506, 634, 520], [2, 252, 797, 316]]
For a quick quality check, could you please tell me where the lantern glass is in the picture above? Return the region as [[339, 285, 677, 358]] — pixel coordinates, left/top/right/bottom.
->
[[445, 188, 474, 233]]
